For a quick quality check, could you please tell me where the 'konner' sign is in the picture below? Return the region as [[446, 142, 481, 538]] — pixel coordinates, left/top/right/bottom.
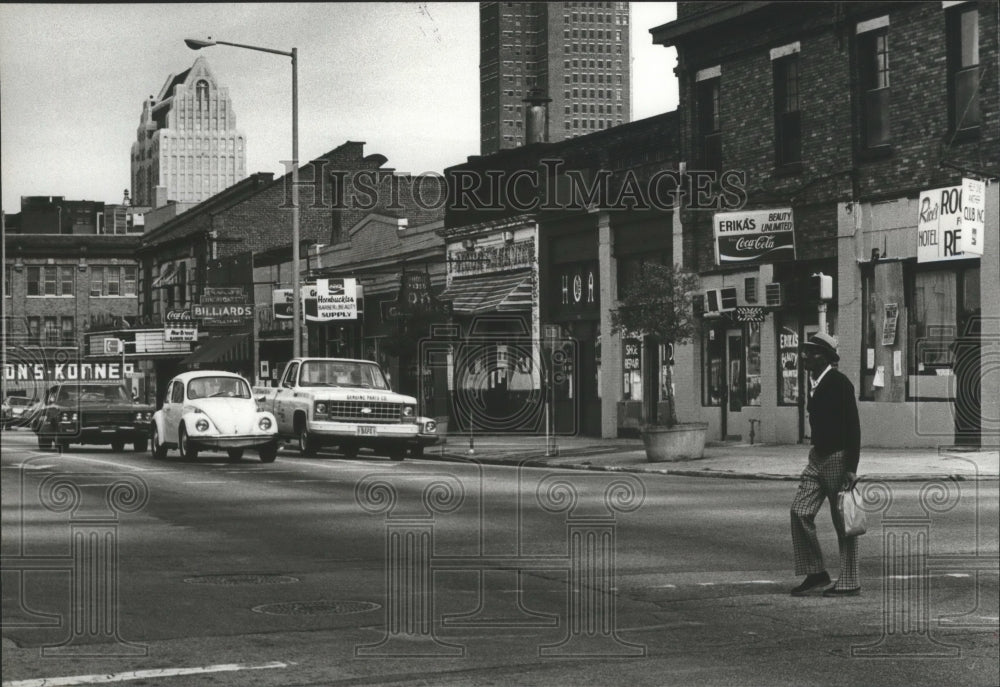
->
[[713, 208, 796, 265]]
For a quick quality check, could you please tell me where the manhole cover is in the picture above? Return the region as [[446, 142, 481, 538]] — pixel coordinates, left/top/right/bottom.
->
[[184, 574, 300, 586], [251, 600, 381, 616]]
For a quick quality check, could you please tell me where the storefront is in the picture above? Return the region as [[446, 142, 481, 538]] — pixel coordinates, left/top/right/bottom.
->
[[838, 178, 997, 448], [439, 221, 541, 433]]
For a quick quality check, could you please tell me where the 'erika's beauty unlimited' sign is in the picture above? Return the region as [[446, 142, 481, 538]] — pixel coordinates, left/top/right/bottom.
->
[[713, 208, 796, 265]]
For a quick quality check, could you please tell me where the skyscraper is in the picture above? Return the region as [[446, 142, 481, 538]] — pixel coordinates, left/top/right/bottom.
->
[[131, 56, 246, 208], [479, 1, 631, 154]]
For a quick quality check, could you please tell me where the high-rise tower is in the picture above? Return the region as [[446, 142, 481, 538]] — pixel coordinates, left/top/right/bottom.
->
[[480, 1, 631, 154], [131, 56, 246, 208]]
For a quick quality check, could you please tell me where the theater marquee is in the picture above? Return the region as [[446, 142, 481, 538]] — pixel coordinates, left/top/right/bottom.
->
[[713, 208, 796, 265]]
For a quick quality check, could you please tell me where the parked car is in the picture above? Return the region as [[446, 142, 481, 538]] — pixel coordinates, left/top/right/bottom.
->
[[152, 371, 278, 462], [32, 382, 153, 451]]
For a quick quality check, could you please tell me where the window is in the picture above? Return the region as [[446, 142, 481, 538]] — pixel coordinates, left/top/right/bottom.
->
[[27, 317, 40, 344], [91, 265, 138, 297], [946, 4, 980, 133], [773, 54, 801, 166], [776, 315, 801, 405], [702, 324, 725, 406], [60, 317, 74, 345], [26, 265, 73, 296], [696, 76, 722, 173], [907, 262, 979, 400], [42, 317, 59, 345], [858, 24, 890, 147]]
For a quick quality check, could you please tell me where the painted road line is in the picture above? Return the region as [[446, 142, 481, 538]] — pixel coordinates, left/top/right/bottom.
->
[[2, 661, 290, 687]]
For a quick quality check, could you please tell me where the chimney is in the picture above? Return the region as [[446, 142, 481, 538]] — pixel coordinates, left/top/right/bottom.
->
[[523, 88, 551, 145]]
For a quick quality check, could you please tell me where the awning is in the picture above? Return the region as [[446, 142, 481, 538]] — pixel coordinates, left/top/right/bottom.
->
[[439, 270, 534, 315], [181, 334, 250, 369]]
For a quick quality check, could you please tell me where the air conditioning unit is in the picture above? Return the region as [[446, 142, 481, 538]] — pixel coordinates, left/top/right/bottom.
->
[[705, 287, 738, 313], [765, 282, 785, 307], [744, 277, 758, 303]]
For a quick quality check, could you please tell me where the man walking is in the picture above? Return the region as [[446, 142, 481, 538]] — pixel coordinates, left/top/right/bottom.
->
[[790, 332, 862, 597]]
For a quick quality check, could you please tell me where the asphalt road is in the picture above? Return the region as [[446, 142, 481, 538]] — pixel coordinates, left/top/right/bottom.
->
[[2, 431, 997, 687]]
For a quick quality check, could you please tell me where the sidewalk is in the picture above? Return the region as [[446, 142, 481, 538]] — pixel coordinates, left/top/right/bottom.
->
[[427, 433, 1000, 481]]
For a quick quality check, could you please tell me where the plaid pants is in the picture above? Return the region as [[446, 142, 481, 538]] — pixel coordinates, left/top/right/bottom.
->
[[790, 448, 860, 590]]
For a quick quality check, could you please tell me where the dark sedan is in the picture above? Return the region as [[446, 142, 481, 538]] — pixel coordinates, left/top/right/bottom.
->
[[33, 382, 153, 451]]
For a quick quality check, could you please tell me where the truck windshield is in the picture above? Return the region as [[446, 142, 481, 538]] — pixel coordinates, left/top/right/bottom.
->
[[59, 385, 130, 404], [299, 361, 388, 389]]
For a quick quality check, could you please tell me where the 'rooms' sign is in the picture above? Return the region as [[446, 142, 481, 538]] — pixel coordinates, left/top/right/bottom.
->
[[917, 179, 985, 263]]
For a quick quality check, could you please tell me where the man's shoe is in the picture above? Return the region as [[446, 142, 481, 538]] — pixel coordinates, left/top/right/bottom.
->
[[822, 586, 860, 597], [790, 571, 831, 596]]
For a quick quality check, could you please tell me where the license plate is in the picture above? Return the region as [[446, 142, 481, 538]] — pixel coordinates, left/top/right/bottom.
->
[[356, 425, 377, 436]]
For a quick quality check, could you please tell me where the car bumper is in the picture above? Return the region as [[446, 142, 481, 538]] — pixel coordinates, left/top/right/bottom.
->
[[43, 424, 149, 443], [190, 435, 278, 450], [308, 420, 420, 439]]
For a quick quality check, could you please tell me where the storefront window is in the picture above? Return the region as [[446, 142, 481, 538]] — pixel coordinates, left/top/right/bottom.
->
[[746, 322, 762, 406], [702, 325, 724, 406], [776, 315, 800, 405], [658, 343, 672, 402], [622, 335, 642, 401], [907, 262, 979, 400]]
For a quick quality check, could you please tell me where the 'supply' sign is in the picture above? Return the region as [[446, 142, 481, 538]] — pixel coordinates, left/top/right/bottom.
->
[[917, 178, 985, 263]]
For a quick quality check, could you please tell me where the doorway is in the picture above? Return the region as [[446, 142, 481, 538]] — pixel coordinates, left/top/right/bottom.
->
[[724, 329, 744, 440]]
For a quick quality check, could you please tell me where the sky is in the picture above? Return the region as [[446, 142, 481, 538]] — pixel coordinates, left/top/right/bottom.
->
[[0, 2, 678, 213]]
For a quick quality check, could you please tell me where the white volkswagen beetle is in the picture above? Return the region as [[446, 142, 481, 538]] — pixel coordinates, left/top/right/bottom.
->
[[151, 371, 278, 462]]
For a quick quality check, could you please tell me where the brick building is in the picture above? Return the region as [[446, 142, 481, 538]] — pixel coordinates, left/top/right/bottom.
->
[[135, 141, 445, 399], [3, 232, 143, 401], [653, 1, 998, 448]]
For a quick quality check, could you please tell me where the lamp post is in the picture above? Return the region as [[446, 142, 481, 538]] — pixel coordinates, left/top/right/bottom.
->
[[185, 37, 302, 357]]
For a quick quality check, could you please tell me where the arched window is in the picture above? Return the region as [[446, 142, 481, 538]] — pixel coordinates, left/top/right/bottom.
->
[[196, 80, 209, 105]]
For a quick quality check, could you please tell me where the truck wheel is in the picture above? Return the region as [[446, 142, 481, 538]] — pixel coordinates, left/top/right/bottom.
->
[[258, 443, 278, 463], [37, 435, 53, 450], [111, 442, 125, 452], [227, 448, 244, 462], [297, 424, 318, 457], [340, 443, 358, 459], [134, 438, 148, 452], [178, 425, 198, 460], [410, 445, 425, 458], [150, 426, 168, 460]]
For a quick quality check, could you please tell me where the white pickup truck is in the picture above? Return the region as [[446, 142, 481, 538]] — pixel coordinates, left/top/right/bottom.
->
[[256, 357, 423, 460]]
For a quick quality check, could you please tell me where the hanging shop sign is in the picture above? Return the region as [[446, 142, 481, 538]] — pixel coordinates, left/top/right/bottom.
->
[[381, 271, 452, 320], [917, 178, 985, 262], [450, 238, 535, 276], [314, 278, 358, 321], [164, 327, 198, 343], [201, 287, 246, 304], [735, 306, 766, 323], [713, 208, 796, 265]]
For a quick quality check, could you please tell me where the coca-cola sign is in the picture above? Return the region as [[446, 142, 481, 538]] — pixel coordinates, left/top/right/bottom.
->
[[713, 208, 796, 265]]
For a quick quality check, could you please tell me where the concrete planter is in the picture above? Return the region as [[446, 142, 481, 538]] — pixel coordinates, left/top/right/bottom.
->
[[641, 423, 709, 462]]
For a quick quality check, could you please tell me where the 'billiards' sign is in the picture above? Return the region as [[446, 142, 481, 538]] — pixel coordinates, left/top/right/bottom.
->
[[713, 208, 797, 265]]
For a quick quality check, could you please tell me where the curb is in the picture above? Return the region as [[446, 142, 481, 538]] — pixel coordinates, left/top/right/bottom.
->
[[430, 452, 999, 482]]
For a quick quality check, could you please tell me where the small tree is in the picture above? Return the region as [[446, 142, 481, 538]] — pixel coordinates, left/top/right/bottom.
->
[[610, 262, 699, 427]]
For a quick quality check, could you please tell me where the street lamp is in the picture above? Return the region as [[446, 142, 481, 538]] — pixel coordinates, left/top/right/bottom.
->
[[185, 37, 302, 357]]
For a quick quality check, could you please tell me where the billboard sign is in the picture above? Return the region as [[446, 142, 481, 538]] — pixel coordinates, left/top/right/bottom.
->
[[713, 208, 796, 265]]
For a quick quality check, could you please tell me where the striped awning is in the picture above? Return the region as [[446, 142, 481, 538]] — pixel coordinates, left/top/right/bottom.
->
[[440, 270, 534, 315]]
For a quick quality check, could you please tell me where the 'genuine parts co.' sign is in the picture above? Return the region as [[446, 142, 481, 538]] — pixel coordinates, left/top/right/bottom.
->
[[713, 208, 796, 265]]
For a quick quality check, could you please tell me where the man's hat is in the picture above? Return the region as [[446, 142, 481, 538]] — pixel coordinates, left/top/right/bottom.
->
[[801, 331, 839, 362]]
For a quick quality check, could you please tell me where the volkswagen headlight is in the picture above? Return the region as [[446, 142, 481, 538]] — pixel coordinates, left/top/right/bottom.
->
[[259, 416, 272, 431], [195, 418, 210, 432]]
